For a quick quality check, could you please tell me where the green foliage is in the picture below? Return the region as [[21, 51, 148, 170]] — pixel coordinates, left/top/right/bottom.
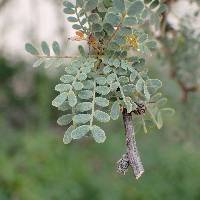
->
[[0, 130, 200, 200], [25, 0, 172, 144], [127, 1, 144, 16], [162, 24, 200, 90]]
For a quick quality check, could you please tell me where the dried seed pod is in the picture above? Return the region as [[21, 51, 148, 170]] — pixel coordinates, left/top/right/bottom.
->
[[116, 153, 130, 175]]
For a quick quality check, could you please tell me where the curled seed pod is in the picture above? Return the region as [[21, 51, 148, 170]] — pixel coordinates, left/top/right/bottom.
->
[[116, 153, 130, 175]]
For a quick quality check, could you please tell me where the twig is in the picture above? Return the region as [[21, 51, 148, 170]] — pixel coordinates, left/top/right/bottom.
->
[[119, 109, 144, 180], [170, 65, 198, 103], [177, 79, 198, 103]]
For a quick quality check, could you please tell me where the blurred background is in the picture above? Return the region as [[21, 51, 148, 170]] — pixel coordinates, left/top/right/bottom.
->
[[0, 0, 200, 199]]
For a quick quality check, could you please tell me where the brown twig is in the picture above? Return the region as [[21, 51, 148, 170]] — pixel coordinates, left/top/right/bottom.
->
[[177, 79, 198, 103], [157, 9, 199, 103], [169, 66, 198, 103], [119, 109, 144, 179]]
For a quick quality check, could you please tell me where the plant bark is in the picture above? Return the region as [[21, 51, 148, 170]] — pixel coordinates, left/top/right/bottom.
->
[[122, 109, 144, 179]]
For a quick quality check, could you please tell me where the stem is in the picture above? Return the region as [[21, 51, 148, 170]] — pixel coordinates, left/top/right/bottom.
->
[[107, 13, 126, 46], [75, 7, 88, 35], [113, 70, 126, 102], [84, 12, 91, 33], [122, 109, 144, 179], [90, 81, 96, 127]]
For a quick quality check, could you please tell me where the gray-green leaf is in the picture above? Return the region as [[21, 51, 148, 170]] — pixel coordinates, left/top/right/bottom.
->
[[33, 58, 44, 68], [144, 84, 150, 100], [72, 24, 82, 30], [105, 13, 120, 26], [88, 13, 100, 23], [55, 84, 72, 92], [71, 125, 90, 139], [84, 0, 98, 11], [130, 70, 138, 82], [57, 114, 73, 126], [95, 97, 109, 107], [52, 41, 60, 56], [96, 86, 110, 95], [60, 75, 74, 83], [128, 1, 144, 16], [25, 43, 39, 55], [78, 90, 93, 99], [58, 101, 70, 111], [91, 125, 106, 143], [63, 125, 74, 144], [94, 110, 110, 123], [95, 77, 107, 85], [110, 101, 120, 120], [41, 41, 50, 56], [76, 102, 93, 112], [67, 16, 78, 22], [113, 0, 125, 12], [72, 82, 84, 91], [136, 78, 144, 93], [68, 90, 77, 107], [52, 92, 68, 107], [73, 114, 91, 124], [63, 7, 75, 14], [124, 16, 138, 26]]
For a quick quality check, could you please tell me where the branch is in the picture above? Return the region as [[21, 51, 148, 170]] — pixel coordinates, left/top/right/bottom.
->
[[117, 109, 144, 180], [157, 31, 199, 103], [177, 79, 198, 103], [170, 67, 198, 103]]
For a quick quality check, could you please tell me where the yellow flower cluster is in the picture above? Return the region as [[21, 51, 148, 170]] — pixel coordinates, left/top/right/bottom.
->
[[126, 35, 139, 50]]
